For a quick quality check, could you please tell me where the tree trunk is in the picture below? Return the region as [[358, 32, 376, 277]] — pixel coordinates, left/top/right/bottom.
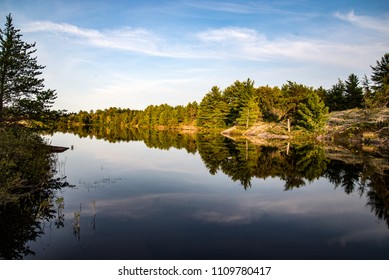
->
[[287, 118, 291, 133], [246, 107, 250, 128]]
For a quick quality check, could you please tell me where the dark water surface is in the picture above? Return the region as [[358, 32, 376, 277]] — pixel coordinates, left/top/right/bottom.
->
[[16, 132, 389, 259]]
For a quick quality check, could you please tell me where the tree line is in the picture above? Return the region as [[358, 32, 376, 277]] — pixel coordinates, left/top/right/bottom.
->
[[58, 50, 388, 134], [57, 102, 199, 130]]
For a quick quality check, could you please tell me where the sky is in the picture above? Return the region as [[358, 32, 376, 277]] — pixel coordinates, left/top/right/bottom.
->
[[1, 0, 388, 112]]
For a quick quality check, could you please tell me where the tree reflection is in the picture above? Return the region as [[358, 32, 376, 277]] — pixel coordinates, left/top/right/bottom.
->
[[0, 125, 70, 259], [56, 125, 197, 154], [54, 126, 389, 229], [366, 172, 389, 227]]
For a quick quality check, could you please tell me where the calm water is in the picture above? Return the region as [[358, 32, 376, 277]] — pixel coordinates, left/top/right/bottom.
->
[[17, 131, 389, 259]]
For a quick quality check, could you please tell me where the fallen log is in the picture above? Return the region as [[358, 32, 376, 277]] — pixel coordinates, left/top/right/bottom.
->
[[48, 145, 69, 153]]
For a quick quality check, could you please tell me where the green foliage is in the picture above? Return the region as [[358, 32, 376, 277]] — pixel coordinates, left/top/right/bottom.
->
[[325, 74, 364, 111], [236, 97, 261, 128], [197, 86, 228, 128], [325, 53, 389, 111], [296, 91, 329, 133], [280, 81, 314, 122], [371, 53, 389, 92], [369, 53, 389, 108], [57, 102, 198, 131], [223, 78, 257, 125], [345, 74, 363, 109], [325, 79, 346, 111], [256, 85, 283, 121], [0, 14, 56, 122], [0, 125, 69, 205]]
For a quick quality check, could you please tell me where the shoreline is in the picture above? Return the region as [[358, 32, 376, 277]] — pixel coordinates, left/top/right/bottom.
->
[[220, 108, 389, 149]]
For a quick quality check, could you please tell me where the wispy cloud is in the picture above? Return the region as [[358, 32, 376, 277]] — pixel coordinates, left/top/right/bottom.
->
[[195, 26, 376, 67], [26, 16, 387, 67], [196, 27, 265, 42], [185, 0, 321, 20], [26, 21, 170, 56], [22, 10, 389, 112], [334, 10, 389, 34], [185, 0, 257, 14]]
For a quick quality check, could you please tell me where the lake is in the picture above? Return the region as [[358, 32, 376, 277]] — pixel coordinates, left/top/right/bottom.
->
[[4, 129, 389, 259]]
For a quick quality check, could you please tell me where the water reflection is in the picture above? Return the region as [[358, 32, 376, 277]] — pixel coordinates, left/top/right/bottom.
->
[[1, 125, 389, 259], [0, 126, 70, 259], [56, 126, 389, 229]]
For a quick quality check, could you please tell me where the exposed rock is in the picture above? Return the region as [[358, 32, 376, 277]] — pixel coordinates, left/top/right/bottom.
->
[[221, 108, 389, 151]]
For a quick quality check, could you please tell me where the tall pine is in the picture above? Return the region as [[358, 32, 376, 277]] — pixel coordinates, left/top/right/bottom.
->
[[345, 74, 363, 109], [197, 86, 228, 128], [0, 14, 56, 122], [370, 53, 389, 107]]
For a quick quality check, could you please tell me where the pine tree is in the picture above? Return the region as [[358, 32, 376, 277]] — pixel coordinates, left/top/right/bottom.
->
[[371, 53, 389, 92], [237, 96, 261, 128], [325, 79, 346, 111], [197, 86, 228, 128], [370, 53, 389, 107], [280, 81, 313, 121], [345, 73, 363, 109], [0, 14, 56, 122], [223, 79, 255, 125], [296, 92, 329, 134]]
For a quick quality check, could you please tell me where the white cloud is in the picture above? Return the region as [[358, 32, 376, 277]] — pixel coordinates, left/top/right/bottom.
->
[[197, 27, 264, 43], [22, 11, 389, 111], [26, 18, 388, 67], [194, 26, 382, 68], [334, 10, 389, 34], [26, 21, 167, 56]]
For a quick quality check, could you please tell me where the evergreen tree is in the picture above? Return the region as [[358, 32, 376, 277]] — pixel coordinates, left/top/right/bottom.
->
[[325, 79, 346, 111], [280, 81, 313, 122], [184, 101, 198, 124], [296, 92, 328, 134], [223, 79, 256, 125], [0, 14, 56, 122], [371, 53, 389, 92], [237, 96, 261, 128], [197, 86, 228, 128], [345, 73, 363, 109], [370, 53, 389, 107], [315, 86, 327, 102], [256, 85, 286, 121], [361, 74, 376, 110]]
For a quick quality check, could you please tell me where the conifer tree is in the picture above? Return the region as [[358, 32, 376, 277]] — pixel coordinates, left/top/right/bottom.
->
[[280, 81, 314, 122], [197, 86, 228, 128], [237, 96, 261, 128], [296, 92, 328, 134], [0, 14, 57, 122], [345, 74, 363, 109], [223, 79, 255, 125], [370, 53, 389, 107], [325, 79, 346, 111]]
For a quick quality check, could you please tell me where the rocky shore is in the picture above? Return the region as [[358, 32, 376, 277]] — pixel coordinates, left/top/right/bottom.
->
[[221, 108, 389, 151]]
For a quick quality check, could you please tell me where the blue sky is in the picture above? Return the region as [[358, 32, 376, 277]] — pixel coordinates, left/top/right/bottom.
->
[[1, 0, 388, 112]]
